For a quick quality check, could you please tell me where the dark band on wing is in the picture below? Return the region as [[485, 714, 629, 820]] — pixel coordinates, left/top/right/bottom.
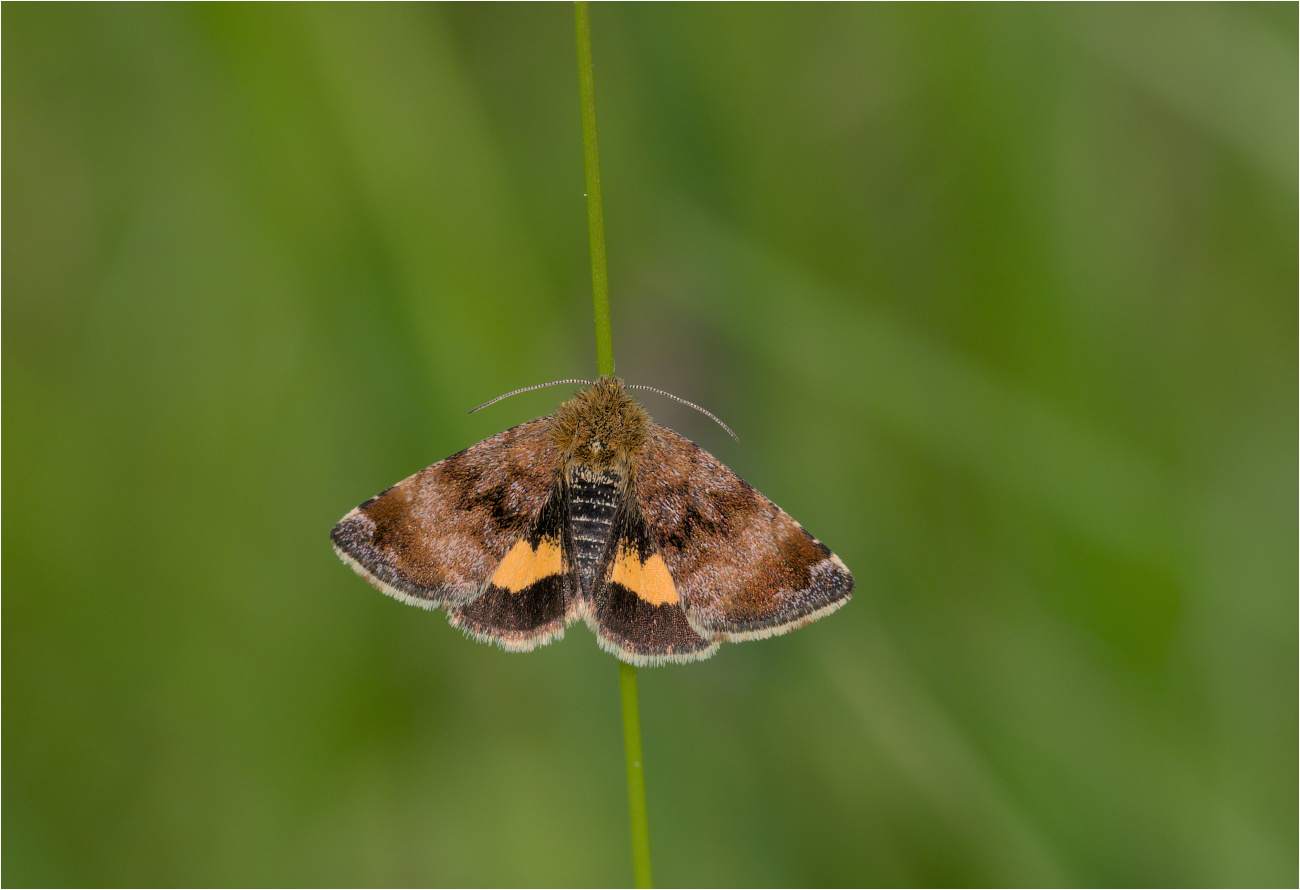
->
[[590, 509, 717, 665], [446, 485, 575, 650], [447, 573, 569, 650]]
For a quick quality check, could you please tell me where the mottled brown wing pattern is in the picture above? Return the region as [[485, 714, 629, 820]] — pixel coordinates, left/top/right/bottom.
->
[[330, 418, 561, 609], [637, 425, 854, 641]]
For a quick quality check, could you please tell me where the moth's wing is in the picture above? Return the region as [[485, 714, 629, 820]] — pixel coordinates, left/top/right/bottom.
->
[[330, 418, 560, 609], [585, 501, 720, 666], [444, 483, 578, 651], [637, 425, 854, 642]]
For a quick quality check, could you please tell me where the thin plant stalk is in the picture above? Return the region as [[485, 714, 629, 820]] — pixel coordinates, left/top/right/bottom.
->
[[618, 660, 652, 888], [575, 1, 614, 379], [575, 4, 653, 887]]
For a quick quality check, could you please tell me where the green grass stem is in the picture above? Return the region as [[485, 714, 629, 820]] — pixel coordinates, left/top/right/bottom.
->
[[575, 5, 651, 887], [618, 660, 652, 888], [575, 1, 614, 379]]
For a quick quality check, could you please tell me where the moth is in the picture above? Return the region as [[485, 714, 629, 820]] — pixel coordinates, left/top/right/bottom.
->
[[330, 376, 853, 665]]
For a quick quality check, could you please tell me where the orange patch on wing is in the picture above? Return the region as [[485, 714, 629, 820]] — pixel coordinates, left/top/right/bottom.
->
[[610, 548, 679, 606], [491, 537, 563, 593]]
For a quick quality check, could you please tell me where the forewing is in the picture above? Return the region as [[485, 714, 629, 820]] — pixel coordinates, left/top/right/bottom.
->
[[637, 425, 853, 641], [330, 418, 560, 609]]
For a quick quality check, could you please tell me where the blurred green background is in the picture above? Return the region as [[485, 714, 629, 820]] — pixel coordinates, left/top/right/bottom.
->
[[4, 4, 1295, 886]]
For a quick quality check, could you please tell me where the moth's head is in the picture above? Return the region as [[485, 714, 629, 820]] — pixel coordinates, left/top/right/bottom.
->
[[551, 376, 650, 475]]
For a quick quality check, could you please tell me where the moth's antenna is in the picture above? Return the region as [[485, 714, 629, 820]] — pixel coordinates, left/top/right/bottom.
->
[[626, 384, 740, 442], [469, 379, 593, 414]]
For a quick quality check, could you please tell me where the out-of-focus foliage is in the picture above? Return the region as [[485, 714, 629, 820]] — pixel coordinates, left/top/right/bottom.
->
[[4, 4, 1295, 885]]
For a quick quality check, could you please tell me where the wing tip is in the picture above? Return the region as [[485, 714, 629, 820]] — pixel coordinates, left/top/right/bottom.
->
[[330, 512, 480, 609]]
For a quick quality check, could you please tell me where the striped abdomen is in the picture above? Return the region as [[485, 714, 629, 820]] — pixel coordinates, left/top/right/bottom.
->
[[567, 466, 622, 596]]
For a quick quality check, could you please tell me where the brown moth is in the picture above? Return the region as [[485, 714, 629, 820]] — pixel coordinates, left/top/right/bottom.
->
[[330, 376, 853, 665]]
